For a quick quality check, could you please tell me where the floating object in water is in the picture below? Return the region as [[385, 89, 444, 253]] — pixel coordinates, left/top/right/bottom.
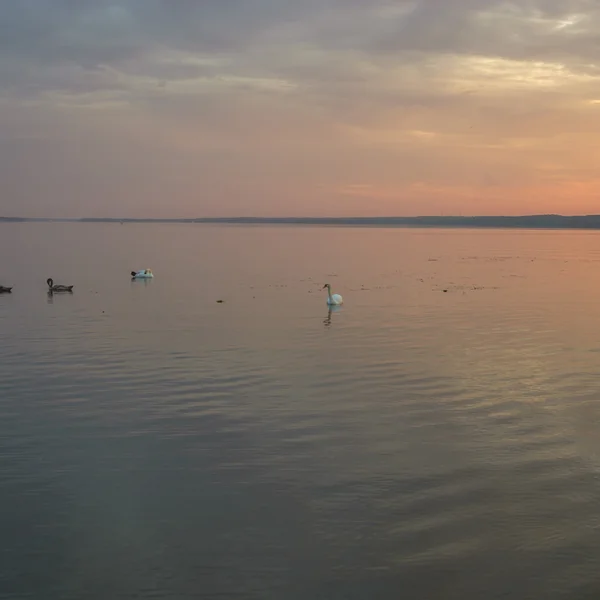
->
[[216, 299, 224, 303], [131, 269, 154, 279], [0, 286, 12, 293], [323, 283, 343, 305], [47, 278, 73, 292]]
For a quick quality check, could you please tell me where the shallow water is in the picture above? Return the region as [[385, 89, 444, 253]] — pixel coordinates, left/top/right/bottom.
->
[[2, 223, 600, 598]]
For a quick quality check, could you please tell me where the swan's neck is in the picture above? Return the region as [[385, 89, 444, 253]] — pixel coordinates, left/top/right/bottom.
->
[[327, 286, 333, 301]]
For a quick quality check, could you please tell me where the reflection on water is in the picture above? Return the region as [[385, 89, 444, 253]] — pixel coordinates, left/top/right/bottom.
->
[[3, 223, 600, 599], [323, 305, 342, 327], [46, 288, 75, 304], [130, 277, 152, 286]]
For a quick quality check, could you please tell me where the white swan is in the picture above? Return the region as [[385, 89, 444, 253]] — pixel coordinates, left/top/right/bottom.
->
[[323, 283, 343, 305], [131, 269, 154, 279]]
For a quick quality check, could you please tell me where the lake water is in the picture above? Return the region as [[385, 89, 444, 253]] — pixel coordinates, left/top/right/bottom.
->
[[2, 223, 600, 599]]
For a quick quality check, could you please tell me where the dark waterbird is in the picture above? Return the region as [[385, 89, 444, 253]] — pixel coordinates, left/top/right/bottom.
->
[[47, 278, 73, 292], [0, 286, 12, 293]]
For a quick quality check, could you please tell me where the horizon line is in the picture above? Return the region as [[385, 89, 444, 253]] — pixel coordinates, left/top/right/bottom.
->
[[3, 213, 600, 221], [6, 213, 600, 231]]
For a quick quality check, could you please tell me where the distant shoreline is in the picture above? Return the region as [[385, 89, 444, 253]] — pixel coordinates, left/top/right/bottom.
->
[[4, 215, 600, 230]]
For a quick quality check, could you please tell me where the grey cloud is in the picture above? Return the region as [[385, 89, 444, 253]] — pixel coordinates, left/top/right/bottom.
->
[[0, 0, 326, 68], [0, 1, 140, 66], [363, 0, 600, 66], [2, 0, 600, 101]]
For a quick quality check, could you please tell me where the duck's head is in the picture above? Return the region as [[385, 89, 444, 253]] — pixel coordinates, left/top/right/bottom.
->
[[131, 271, 136, 277], [322, 283, 330, 290], [47, 278, 53, 287]]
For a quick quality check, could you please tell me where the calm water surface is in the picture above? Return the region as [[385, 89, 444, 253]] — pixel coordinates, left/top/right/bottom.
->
[[2, 224, 600, 599]]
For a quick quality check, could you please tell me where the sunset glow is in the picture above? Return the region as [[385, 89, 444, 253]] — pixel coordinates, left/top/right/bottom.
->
[[2, 1, 600, 218]]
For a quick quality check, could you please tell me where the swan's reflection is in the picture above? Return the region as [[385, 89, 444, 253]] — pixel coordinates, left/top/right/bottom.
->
[[323, 304, 342, 327], [47, 289, 73, 303]]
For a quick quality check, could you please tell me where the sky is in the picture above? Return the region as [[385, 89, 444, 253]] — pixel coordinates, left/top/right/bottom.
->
[[2, 0, 600, 218]]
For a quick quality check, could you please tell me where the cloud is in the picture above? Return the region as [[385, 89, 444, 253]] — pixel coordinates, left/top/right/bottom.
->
[[3, 1, 600, 111], [2, 0, 600, 217]]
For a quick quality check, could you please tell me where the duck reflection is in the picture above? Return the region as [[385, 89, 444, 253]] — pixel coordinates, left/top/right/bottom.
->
[[131, 277, 152, 286]]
